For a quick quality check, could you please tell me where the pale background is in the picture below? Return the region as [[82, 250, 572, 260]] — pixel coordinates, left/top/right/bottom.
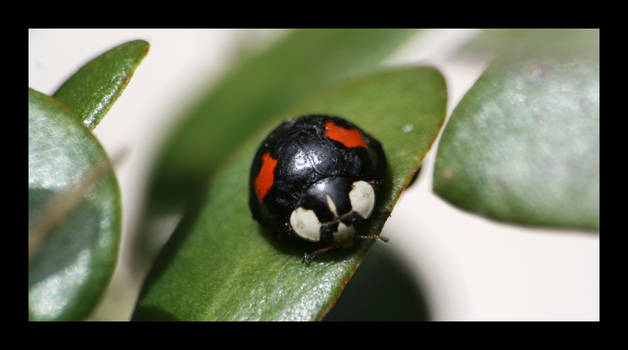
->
[[28, 29, 599, 321]]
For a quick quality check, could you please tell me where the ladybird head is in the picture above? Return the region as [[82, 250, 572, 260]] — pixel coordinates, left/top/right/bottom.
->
[[288, 177, 376, 248]]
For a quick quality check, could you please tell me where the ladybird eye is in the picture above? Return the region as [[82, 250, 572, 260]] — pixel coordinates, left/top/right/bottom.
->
[[348, 180, 375, 219]]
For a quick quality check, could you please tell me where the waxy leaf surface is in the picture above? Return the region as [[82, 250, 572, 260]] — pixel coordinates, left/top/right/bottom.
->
[[433, 50, 599, 231], [131, 29, 417, 278], [53, 40, 149, 129], [132, 66, 447, 321], [29, 89, 122, 320]]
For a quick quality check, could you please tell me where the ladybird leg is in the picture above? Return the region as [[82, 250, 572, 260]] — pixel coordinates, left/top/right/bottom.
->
[[302, 246, 335, 263], [359, 234, 389, 243], [369, 210, 392, 220]]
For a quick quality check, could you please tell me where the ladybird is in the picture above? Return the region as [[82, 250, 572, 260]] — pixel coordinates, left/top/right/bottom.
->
[[249, 114, 388, 262]]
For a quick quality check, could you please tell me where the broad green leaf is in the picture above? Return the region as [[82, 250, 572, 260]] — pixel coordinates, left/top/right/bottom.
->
[[53, 40, 149, 130], [433, 49, 599, 231], [132, 66, 447, 321], [130, 29, 417, 279], [146, 29, 416, 211], [29, 88, 122, 320]]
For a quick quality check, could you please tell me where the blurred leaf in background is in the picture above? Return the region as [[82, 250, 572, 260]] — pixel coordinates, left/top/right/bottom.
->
[[29, 89, 122, 320], [29, 40, 147, 320], [132, 29, 419, 276], [455, 28, 599, 60], [434, 29, 599, 231], [132, 66, 447, 321]]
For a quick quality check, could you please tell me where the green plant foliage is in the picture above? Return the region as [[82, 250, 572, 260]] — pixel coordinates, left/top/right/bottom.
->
[[131, 29, 418, 279], [53, 40, 149, 129], [28, 88, 122, 320], [132, 66, 447, 321], [433, 38, 599, 231], [145, 29, 417, 211]]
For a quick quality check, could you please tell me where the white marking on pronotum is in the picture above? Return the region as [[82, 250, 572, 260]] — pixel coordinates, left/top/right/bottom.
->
[[289, 207, 322, 242], [348, 180, 375, 219], [326, 194, 338, 217]]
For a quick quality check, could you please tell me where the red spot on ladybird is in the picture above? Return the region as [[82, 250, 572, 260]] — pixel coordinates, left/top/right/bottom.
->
[[255, 152, 278, 201], [325, 121, 367, 149]]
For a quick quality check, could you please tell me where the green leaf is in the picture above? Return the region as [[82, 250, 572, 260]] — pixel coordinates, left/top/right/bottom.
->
[[52, 40, 149, 130], [132, 66, 447, 321], [433, 48, 599, 231], [29, 88, 122, 320], [130, 29, 417, 280], [146, 29, 416, 210]]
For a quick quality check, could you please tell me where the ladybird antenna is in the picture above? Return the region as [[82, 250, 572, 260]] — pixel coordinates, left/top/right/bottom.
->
[[360, 234, 389, 243]]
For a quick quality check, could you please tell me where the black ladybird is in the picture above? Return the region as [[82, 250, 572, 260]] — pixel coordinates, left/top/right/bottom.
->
[[249, 115, 387, 261]]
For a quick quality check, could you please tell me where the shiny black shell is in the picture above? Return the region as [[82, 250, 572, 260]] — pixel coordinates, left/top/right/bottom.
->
[[249, 114, 387, 241]]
